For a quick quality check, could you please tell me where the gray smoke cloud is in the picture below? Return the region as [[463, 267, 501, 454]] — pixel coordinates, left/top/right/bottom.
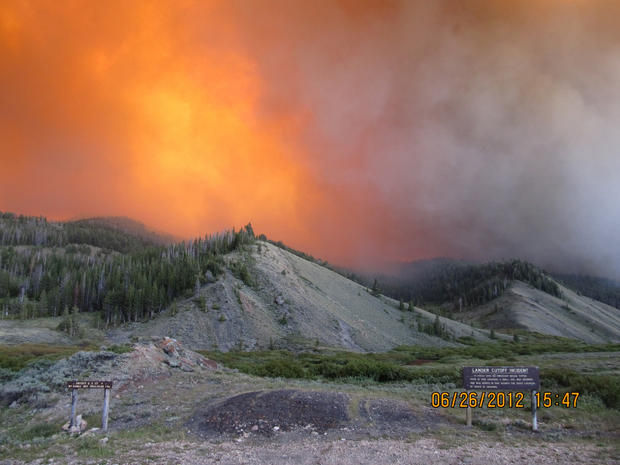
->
[[226, 0, 620, 277]]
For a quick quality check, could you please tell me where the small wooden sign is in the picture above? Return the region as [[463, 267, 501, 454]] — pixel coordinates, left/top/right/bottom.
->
[[66, 380, 113, 432], [67, 380, 113, 389]]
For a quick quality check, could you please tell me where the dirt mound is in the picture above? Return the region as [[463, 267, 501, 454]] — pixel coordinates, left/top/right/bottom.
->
[[188, 389, 447, 439], [188, 389, 349, 437]]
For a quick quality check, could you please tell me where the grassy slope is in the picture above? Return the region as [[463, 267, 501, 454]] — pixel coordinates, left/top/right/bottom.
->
[[0, 313, 106, 346]]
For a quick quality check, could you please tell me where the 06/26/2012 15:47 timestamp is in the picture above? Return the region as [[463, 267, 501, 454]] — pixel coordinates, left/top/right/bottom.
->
[[431, 391, 580, 409]]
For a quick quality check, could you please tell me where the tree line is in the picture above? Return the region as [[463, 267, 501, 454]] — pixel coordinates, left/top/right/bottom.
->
[[0, 213, 171, 253], [0, 212, 255, 326], [358, 259, 562, 311], [553, 273, 620, 310]]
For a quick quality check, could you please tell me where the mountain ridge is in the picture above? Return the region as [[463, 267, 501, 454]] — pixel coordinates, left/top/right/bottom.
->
[[1, 212, 619, 349]]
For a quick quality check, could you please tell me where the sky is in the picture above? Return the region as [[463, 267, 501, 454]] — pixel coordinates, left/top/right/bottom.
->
[[1, 0, 619, 277]]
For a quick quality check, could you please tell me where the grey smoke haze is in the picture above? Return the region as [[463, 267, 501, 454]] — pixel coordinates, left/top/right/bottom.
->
[[226, 0, 620, 277]]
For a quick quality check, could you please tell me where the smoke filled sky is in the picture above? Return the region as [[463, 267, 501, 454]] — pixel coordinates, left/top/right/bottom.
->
[[1, 0, 620, 276]]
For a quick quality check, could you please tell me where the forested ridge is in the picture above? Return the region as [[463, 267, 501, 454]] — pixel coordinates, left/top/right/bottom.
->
[[553, 273, 620, 310], [0, 214, 174, 253], [358, 260, 562, 311], [2, 211, 618, 335], [0, 212, 255, 326]]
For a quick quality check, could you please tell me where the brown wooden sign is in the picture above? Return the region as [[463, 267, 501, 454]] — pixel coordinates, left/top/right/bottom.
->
[[67, 380, 113, 389], [66, 380, 113, 432], [463, 366, 539, 390]]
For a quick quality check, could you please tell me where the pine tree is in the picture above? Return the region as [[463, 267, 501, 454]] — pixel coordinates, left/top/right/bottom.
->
[[371, 278, 380, 296], [59, 305, 71, 335], [433, 315, 441, 336], [71, 305, 80, 337]]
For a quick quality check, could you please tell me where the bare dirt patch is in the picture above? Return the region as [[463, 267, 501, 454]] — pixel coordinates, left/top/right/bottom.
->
[[187, 389, 447, 440]]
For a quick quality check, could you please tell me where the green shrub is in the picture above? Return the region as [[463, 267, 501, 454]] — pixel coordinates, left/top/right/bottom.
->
[[313, 359, 408, 382], [542, 369, 620, 410], [0, 344, 86, 371], [193, 296, 207, 312], [204, 256, 224, 277], [77, 437, 114, 458], [229, 261, 254, 287], [200, 340, 619, 394], [19, 422, 59, 440], [256, 359, 306, 379], [0, 367, 17, 383], [474, 419, 499, 431], [107, 344, 133, 354]]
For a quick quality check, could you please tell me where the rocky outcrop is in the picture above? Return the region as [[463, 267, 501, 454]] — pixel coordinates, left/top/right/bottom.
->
[[156, 337, 218, 371]]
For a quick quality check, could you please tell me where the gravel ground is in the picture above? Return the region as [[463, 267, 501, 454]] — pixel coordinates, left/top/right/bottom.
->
[[128, 438, 620, 465], [7, 437, 615, 465]]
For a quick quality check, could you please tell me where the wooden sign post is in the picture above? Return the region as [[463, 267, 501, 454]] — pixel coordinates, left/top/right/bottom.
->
[[463, 366, 540, 431], [67, 380, 113, 432], [102, 387, 110, 431]]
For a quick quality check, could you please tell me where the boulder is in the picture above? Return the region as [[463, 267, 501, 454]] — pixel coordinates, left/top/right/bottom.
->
[[62, 414, 87, 434]]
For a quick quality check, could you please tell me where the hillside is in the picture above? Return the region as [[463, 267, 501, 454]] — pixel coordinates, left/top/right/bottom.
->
[[2, 212, 619, 350], [553, 273, 620, 309], [457, 280, 620, 343], [357, 258, 561, 308], [352, 258, 620, 344], [0, 213, 492, 351], [108, 241, 492, 351]]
